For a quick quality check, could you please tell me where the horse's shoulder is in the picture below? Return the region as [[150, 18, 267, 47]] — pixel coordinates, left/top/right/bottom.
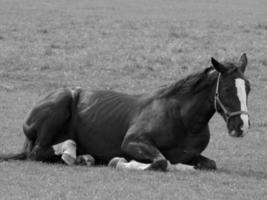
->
[[129, 98, 176, 130]]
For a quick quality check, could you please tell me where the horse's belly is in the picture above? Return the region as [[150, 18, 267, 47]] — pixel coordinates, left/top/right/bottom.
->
[[74, 89, 139, 162], [75, 118, 128, 162]]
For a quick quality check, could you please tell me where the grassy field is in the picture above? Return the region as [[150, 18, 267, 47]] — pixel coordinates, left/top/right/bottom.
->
[[0, 0, 267, 199]]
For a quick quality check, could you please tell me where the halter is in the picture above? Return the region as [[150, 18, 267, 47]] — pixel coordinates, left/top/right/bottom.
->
[[214, 73, 249, 122]]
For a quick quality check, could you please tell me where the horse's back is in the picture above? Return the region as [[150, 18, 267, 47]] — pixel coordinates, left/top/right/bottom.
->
[[75, 89, 141, 161]]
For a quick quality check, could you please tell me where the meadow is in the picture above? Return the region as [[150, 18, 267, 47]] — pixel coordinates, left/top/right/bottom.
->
[[0, 0, 266, 199]]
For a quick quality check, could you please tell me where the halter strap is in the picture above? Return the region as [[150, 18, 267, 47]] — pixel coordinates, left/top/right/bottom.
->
[[214, 73, 249, 122]]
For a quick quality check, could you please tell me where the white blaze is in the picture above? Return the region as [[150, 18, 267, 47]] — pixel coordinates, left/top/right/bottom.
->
[[235, 79, 249, 134]]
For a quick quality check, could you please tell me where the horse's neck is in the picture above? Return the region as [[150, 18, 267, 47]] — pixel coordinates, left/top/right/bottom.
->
[[179, 84, 215, 133]]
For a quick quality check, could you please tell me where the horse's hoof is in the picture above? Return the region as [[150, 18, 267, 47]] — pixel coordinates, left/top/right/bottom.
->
[[62, 152, 76, 165], [108, 157, 127, 168], [76, 155, 95, 166], [194, 160, 217, 170], [146, 159, 168, 171], [61, 140, 77, 165]]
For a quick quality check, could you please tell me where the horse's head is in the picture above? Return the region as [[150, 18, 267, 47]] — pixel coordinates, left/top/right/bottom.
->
[[211, 53, 251, 137]]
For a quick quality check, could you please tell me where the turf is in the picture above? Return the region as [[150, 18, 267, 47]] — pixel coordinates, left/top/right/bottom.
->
[[0, 0, 267, 199]]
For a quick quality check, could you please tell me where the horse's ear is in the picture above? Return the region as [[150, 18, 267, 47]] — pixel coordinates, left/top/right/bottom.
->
[[211, 57, 227, 74], [239, 53, 247, 73]]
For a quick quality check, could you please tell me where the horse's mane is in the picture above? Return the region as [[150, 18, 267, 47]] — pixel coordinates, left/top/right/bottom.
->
[[154, 67, 217, 99]]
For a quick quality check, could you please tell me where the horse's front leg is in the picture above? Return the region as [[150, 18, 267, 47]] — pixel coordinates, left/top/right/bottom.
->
[[109, 129, 168, 171], [187, 154, 217, 170], [163, 149, 217, 170], [121, 134, 168, 171]]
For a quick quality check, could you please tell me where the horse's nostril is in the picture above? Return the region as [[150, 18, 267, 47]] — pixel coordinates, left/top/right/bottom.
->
[[239, 124, 243, 132], [229, 130, 236, 137]]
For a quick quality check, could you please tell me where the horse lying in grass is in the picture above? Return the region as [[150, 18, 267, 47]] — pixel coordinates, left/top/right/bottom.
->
[[0, 54, 250, 171]]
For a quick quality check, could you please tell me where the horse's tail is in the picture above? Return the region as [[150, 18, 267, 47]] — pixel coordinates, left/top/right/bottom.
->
[[0, 137, 33, 161], [0, 152, 27, 161]]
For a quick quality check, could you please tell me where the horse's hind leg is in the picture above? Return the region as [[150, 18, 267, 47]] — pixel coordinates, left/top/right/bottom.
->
[[30, 139, 77, 165], [26, 88, 78, 164], [29, 145, 61, 163], [75, 154, 95, 166]]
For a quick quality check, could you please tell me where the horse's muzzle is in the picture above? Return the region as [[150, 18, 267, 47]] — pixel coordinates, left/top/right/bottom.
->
[[229, 130, 245, 137], [227, 115, 250, 137]]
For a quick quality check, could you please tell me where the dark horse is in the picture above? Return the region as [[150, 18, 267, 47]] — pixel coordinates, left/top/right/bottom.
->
[[0, 54, 250, 171]]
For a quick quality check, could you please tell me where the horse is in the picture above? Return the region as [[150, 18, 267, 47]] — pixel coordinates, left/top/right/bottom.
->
[[0, 54, 250, 171]]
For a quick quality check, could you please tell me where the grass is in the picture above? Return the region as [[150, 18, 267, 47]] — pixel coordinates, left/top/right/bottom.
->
[[0, 0, 267, 199]]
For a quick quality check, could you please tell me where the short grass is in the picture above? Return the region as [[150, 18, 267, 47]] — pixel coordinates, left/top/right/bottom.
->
[[0, 0, 266, 199]]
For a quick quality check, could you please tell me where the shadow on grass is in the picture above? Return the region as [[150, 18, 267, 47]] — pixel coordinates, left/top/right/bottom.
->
[[217, 168, 267, 180]]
